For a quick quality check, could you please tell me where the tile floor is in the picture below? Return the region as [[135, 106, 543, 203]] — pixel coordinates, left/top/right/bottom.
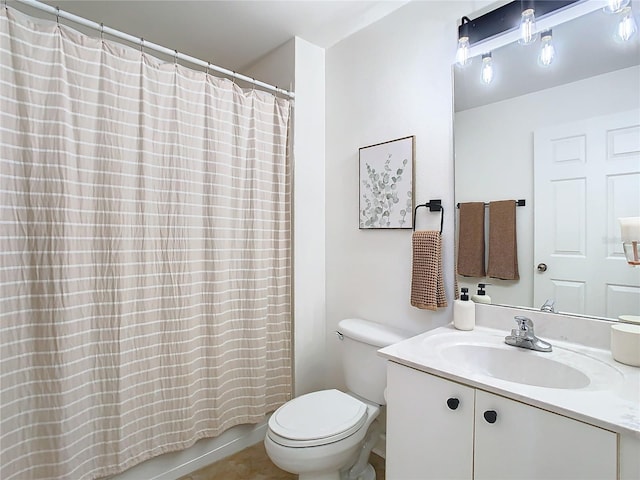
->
[[180, 442, 385, 480]]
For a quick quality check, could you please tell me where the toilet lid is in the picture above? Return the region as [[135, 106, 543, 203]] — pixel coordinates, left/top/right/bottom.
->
[[268, 389, 368, 447]]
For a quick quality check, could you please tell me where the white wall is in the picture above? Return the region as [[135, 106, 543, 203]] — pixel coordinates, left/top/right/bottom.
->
[[243, 39, 295, 92], [455, 65, 640, 308], [324, 0, 477, 389], [291, 38, 327, 396]]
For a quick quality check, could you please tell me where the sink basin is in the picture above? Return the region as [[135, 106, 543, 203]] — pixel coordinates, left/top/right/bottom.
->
[[420, 331, 623, 390], [440, 344, 589, 389]]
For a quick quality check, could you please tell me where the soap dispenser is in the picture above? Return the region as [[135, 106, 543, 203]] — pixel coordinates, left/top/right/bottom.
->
[[453, 287, 475, 331], [471, 283, 491, 304]]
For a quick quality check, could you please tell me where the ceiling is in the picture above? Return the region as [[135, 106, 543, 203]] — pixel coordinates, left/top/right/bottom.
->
[[18, 1, 409, 73]]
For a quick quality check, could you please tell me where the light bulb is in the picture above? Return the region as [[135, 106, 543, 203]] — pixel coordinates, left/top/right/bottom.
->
[[456, 36, 471, 67], [605, 0, 630, 13], [538, 30, 555, 67], [615, 7, 637, 42], [481, 53, 494, 84], [519, 8, 536, 45]]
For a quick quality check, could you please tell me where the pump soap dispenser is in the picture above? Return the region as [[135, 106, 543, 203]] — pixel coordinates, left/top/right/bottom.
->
[[453, 287, 475, 331], [471, 283, 491, 304]]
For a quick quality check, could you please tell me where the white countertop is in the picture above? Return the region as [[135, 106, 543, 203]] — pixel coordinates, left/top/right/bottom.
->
[[379, 324, 640, 438]]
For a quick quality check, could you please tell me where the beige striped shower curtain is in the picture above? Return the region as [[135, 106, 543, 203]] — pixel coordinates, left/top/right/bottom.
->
[[0, 7, 292, 480]]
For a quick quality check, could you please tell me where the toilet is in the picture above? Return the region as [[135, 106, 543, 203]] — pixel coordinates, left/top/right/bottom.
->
[[264, 318, 411, 480]]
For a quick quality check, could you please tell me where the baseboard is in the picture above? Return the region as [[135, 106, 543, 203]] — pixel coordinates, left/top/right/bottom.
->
[[109, 422, 268, 480]]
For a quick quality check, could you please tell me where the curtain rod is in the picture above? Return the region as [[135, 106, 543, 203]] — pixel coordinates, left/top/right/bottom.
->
[[11, 0, 295, 99]]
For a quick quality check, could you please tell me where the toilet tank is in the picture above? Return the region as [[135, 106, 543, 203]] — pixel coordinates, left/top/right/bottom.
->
[[337, 318, 411, 405]]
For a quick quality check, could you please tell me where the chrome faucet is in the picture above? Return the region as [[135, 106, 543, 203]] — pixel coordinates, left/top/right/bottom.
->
[[540, 298, 557, 313], [505, 316, 552, 352]]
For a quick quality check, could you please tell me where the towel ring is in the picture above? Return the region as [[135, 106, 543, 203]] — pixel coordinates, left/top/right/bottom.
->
[[413, 199, 443, 233]]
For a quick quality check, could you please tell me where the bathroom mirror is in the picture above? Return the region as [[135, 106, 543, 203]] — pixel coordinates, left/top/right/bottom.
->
[[454, 2, 640, 321]]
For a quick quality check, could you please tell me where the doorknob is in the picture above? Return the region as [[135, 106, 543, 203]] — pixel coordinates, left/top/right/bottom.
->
[[537, 263, 548, 272]]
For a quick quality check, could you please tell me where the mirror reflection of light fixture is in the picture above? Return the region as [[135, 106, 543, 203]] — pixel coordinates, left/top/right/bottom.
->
[[456, 17, 471, 67], [481, 53, 494, 84], [538, 29, 555, 66], [619, 217, 640, 267], [604, 0, 630, 14], [519, 2, 537, 45], [614, 6, 638, 42]]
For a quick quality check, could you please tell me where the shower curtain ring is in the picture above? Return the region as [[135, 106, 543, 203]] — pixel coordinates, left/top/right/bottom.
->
[[100, 22, 104, 41], [174, 49, 178, 66], [205, 62, 210, 76], [140, 38, 144, 54], [55, 6, 60, 24]]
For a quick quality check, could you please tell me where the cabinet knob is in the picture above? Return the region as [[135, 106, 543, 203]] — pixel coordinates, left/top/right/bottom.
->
[[483, 410, 497, 424], [446, 398, 460, 410]]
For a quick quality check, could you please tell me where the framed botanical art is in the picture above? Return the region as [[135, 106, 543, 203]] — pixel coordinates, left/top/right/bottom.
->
[[359, 135, 415, 229]]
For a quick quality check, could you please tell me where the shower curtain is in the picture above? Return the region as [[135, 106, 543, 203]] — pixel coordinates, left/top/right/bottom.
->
[[0, 7, 291, 480]]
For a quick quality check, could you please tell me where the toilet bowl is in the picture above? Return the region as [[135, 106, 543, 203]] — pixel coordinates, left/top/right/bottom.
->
[[264, 318, 411, 480], [265, 389, 380, 480]]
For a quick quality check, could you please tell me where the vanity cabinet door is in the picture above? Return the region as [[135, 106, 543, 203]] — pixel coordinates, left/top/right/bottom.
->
[[474, 390, 617, 480], [386, 362, 475, 480]]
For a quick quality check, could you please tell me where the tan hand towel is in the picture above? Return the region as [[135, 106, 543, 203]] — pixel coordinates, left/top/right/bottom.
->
[[411, 231, 447, 310], [457, 202, 486, 277], [487, 200, 519, 280]]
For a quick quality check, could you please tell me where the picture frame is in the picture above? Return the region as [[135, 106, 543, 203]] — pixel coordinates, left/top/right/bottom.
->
[[359, 135, 415, 229]]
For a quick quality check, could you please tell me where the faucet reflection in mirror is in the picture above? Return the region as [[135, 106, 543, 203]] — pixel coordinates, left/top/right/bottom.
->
[[619, 217, 640, 266]]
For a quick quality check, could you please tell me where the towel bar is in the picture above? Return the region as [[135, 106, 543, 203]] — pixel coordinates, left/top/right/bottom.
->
[[456, 199, 526, 208], [413, 199, 443, 233]]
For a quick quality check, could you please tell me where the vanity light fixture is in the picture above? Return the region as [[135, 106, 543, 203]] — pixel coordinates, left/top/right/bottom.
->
[[455, 1, 580, 62], [519, 1, 537, 45], [604, 0, 630, 14], [481, 53, 494, 84], [538, 29, 555, 66], [456, 16, 471, 67], [614, 6, 638, 42]]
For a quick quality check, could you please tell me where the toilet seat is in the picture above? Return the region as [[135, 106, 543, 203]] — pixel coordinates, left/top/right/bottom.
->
[[268, 389, 368, 447]]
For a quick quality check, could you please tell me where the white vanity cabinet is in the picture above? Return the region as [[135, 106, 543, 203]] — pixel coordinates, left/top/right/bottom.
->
[[386, 361, 618, 480]]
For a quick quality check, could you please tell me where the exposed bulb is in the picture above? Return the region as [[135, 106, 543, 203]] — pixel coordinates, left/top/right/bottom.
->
[[615, 7, 638, 42], [456, 36, 471, 67], [519, 8, 536, 45], [538, 30, 555, 67], [605, 0, 630, 13], [481, 53, 494, 84]]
